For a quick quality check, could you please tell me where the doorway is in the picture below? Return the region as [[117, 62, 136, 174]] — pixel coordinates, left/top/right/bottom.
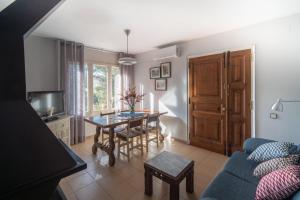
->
[[188, 49, 252, 155]]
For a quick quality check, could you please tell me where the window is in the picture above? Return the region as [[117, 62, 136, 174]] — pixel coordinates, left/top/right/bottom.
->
[[84, 64, 121, 115], [93, 65, 108, 111]]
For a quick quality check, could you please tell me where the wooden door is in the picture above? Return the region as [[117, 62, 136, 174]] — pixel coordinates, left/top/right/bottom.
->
[[189, 53, 226, 154], [227, 49, 252, 154]]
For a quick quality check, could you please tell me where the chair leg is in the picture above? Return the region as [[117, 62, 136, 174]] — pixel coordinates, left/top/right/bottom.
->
[[101, 130, 104, 142], [146, 132, 149, 152], [117, 138, 120, 159], [156, 130, 159, 147], [126, 139, 130, 162], [140, 135, 144, 155]]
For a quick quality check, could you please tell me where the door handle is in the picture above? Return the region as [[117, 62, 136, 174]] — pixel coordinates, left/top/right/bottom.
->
[[221, 104, 226, 113]]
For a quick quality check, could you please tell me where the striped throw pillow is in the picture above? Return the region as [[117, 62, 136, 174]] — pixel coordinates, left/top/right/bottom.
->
[[253, 155, 300, 177], [255, 165, 300, 200], [248, 142, 294, 162]]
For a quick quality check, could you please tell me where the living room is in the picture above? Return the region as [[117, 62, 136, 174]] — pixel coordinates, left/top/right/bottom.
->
[[1, 0, 300, 200]]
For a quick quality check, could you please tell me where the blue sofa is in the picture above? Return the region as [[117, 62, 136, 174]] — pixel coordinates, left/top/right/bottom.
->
[[200, 138, 300, 200]]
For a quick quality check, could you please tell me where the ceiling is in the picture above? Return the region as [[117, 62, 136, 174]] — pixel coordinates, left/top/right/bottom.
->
[[31, 0, 300, 53], [0, 0, 15, 12]]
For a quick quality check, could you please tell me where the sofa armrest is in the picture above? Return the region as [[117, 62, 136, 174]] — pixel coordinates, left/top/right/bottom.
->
[[243, 138, 275, 154]]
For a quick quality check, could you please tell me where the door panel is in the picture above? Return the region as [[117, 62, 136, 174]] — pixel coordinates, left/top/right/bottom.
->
[[227, 49, 252, 154], [189, 53, 226, 154], [189, 49, 252, 155]]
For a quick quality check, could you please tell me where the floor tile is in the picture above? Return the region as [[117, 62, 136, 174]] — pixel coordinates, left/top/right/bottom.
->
[[75, 182, 112, 200], [100, 180, 137, 200], [59, 180, 73, 195], [64, 192, 78, 200], [68, 172, 94, 191], [67, 136, 228, 200]]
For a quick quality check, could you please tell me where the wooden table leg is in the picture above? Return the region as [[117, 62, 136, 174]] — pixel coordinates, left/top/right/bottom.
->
[[108, 127, 115, 166], [170, 183, 179, 200], [186, 167, 194, 193], [144, 167, 153, 196], [92, 126, 101, 154]]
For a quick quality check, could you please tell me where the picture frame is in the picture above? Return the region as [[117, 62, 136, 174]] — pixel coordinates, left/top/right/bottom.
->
[[149, 67, 161, 79], [155, 79, 167, 91], [160, 62, 171, 78]]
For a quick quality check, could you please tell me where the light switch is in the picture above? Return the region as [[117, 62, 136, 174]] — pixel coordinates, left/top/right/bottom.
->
[[270, 113, 278, 119]]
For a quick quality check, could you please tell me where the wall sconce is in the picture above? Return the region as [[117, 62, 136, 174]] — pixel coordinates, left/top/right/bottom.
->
[[270, 98, 300, 119], [271, 98, 300, 112]]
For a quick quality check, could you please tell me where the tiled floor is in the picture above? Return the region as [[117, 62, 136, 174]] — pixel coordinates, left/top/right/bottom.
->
[[60, 135, 228, 200]]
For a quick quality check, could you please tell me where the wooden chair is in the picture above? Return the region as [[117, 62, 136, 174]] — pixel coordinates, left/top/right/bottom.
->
[[143, 113, 160, 152], [100, 111, 121, 142], [116, 117, 144, 161], [100, 110, 131, 142]]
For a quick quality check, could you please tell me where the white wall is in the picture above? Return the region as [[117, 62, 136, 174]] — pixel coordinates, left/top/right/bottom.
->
[[24, 35, 59, 92], [84, 47, 118, 65], [135, 13, 300, 143]]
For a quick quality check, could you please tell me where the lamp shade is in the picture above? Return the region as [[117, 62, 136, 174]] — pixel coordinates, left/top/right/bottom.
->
[[271, 98, 282, 111], [118, 29, 137, 66], [118, 56, 137, 65]]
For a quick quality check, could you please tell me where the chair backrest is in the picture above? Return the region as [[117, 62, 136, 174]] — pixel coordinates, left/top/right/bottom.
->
[[127, 117, 144, 129], [100, 111, 116, 116], [146, 113, 160, 128]]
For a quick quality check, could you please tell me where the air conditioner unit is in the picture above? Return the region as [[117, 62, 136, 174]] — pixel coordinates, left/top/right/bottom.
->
[[154, 45, 180, 60]]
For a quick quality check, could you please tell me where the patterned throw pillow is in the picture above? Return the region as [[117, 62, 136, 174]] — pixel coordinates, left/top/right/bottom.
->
[[248, 142, 294, 162], [255, 165, 300, 200], [253, 155, 300, 177]]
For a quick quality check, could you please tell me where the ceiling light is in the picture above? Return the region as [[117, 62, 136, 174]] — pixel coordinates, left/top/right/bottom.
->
[[0, 0, 15, 12], [118, 29, 137, 66]]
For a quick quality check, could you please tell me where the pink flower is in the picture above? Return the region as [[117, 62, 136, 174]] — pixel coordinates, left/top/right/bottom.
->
[[120, 87, 145, 108]]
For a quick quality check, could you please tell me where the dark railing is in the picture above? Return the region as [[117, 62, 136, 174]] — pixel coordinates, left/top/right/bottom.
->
[[0, 1, 86, 199]]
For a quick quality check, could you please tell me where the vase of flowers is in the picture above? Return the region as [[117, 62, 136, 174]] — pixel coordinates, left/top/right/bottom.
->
[[120, 87, 144, 113]]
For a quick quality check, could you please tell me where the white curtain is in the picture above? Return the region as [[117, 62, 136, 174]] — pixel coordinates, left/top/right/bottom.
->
[[59, 41, 85, 144]]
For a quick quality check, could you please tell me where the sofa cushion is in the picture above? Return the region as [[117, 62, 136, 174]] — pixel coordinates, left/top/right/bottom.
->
[[248, 142, 294, 162], [290, 145, 300, 155], [255, 165, 300, 200], [201, 171, 257, 200], [243, 138, 275, 154], [223, 151, 259, 185], [253, 154, 300, 178]]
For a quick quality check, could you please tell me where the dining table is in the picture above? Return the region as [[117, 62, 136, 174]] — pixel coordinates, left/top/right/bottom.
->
[[84, 110, 168, 166]]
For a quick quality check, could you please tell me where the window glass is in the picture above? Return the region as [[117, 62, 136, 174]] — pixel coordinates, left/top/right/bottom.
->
[[93, 65, 108, 111]]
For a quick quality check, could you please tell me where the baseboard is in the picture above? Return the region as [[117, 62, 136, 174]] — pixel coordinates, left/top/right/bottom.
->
[[85, 135, 94, 139]]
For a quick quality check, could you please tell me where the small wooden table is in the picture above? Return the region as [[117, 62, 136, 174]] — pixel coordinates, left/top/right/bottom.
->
[[144, 151, 194, 200], [84, 111, 167, 166]]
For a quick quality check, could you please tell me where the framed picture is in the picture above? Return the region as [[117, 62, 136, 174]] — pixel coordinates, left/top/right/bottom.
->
[[149, 67, 161, 79], [160, 62, 171, 78], [155, 79, 167, 91]]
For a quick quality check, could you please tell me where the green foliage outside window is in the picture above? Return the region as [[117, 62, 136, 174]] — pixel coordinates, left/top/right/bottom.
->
[[93, 65, 107, 110]]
